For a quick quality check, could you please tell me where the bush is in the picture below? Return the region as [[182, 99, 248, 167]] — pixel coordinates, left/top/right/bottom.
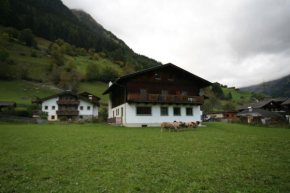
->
[[86, 63, 100, 81], [14, 110, 30, 117], [91, 116, 103, 123], [39, 111, 48, 119], [98, 107, 108, 122], [59, 116, 68, 122], [30, 49, 37, 57]]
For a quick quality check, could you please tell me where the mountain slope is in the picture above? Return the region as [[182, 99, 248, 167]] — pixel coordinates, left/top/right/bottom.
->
[[240, 75, 290, 97], [0, 0, 161, 70]]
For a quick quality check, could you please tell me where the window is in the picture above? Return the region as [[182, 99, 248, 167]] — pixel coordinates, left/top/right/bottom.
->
[[161, 107, 168, 116], [80, 106, 83, 110], [51, 115, 55, 120], [45, 106, 48, 110], [186, 108, 193, 116], [162, 90, 168, 95], [52, 106, 55, 110], [80, 116, 83, 119], [174, 107, 181, 116], [137, 107, 151, 115], [155, 73, 161, 80], [87, 106, 91, 110], [181, 91, 188, 96], [140, 89, 147, 101]]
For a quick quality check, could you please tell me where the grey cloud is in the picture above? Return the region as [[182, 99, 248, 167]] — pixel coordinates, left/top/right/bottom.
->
[[229, 0, 290, 57]]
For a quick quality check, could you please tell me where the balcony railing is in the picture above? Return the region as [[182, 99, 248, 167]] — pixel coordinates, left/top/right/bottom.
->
[[56, 110, 79, 116], [127, 93, 204, 104], [108, 117, 122, 124], [57, 100, 80, 105]]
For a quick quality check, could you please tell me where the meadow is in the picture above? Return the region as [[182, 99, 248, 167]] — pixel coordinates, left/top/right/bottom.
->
[[0, 122, 290, 192]]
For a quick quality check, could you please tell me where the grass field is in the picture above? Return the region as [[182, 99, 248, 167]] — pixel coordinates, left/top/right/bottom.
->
[[0, 80, 108, 105], [0, 122, 290, 192], [222, 87, 253, 102], [0, 80, 58, 105]]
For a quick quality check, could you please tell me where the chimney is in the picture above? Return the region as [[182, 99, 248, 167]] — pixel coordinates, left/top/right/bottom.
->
[[248, 106, 252, 112]]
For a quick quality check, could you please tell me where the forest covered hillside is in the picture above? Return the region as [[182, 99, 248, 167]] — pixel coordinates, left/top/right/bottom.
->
[[0, 0, 161, 71], [240, 75, 290, 97]]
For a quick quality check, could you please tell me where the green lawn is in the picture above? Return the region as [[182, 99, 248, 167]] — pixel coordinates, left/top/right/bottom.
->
[[222, 87, 253, 102], [0, 122, 290, 192]]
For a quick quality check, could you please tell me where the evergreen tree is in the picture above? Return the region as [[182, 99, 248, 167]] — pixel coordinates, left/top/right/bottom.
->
[[19, 29, 37, 47], [227, 92, 233, 100], [212, 84, 224, 99]]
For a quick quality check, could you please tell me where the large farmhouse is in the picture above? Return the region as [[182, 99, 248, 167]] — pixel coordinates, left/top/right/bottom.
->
[[103, 63, 212, 127], [34, 91, 100, 121]]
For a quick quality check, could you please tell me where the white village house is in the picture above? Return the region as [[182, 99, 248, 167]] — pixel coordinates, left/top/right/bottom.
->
[[103, 63, 212, 127], [34, 91, 100, 121]]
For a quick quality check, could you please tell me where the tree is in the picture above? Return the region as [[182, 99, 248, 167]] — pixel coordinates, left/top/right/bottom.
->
[[0, 48, 13, 80], [201, 87, 222, 113], [100, 66, 119, 82], [94, 53, 99, 60], [0, 48, 9, 62], [86, 63, 100, 81], [223, 103, 236, 111], [227, 92, 233, 100], [3, 27, 19, 41], [51, 64, 61, 85], [64, 59, 76, 72], [212, 84, 224, 99], [99, 107, 108, 122], [19, 28, 37, 47], [50, 44, 64, 66]]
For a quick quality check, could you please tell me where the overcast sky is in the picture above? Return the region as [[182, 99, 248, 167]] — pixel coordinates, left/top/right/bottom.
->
[[62, 0, 290, 88]]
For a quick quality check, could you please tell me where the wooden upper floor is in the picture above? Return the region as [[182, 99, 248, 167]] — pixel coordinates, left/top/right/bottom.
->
[[103, 63, 212, 108]]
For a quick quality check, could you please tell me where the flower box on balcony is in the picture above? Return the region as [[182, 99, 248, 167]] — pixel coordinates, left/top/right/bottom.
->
[[149, 94, 158, 101], [165, 95, 173, 101]]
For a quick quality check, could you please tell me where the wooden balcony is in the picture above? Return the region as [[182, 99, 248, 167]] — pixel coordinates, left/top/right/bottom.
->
[[108, 117, 122, 124], [56, 110, 79, 116], [127, 93, 204, 104], [57, 100, 80, 105]]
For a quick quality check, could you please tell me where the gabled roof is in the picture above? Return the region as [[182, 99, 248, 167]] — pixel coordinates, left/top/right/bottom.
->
[[207, 111, 238, 115], [282, 98, 290, 105], [35, 91, 100, 106], [0, 101, 16, 107], [237, 109, 283, 118], [237, 99, 277, 111], [103, 63, 212, 95], [79, 92, 101, 101], [272, 97, 289, 103]]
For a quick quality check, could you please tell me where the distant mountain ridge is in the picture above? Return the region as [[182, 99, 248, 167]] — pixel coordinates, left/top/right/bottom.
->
[[240, 75, 290, 97], [71, 9, 127, 48]]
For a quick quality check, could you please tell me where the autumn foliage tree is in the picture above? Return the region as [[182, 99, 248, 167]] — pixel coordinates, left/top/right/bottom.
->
[[86, 63, 100, 81]]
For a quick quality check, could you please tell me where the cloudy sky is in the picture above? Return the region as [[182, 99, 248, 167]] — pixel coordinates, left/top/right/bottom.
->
[[62, 0, 290, 88]]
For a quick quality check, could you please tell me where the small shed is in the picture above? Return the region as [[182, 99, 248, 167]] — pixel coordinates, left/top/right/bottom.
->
[[0, 102, 17, 111]]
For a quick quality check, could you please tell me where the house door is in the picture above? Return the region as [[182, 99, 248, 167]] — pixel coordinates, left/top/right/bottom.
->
[[162, 90, 168, 101], [140, 89, 147, 101]]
